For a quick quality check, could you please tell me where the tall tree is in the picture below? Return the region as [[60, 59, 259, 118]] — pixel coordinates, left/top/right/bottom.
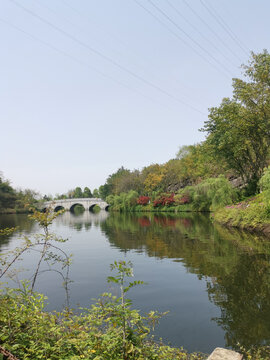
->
[[0, 175, 16, 210], [83, 187, 92, 198], [99, 184, 111, 200], [73, 187, 83, 198], [202, 50, 270, 193], [92, 188, 99, 198]]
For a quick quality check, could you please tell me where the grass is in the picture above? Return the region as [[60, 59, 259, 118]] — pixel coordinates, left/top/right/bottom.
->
[[213, 193, 270, 233]]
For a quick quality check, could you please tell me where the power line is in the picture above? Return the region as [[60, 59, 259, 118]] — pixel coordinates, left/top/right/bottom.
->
[[145, 0, 233, 77], [133, 0, 230, 79], [8, 0, 207, 115], [0, 17, 142, 94], [182, 0, 243, 63], [200, 0, 249, 57], [36, 0, 203, 105], [164, 0, 237, 69], [60, 0, 129, 50], [0, 16, 188, 112]]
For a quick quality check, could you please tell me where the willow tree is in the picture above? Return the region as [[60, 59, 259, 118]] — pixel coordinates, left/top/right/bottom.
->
[[202, 50, 270, 194]]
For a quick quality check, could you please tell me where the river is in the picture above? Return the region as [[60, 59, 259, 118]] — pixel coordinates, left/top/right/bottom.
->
[[1, 211, 270, 354]]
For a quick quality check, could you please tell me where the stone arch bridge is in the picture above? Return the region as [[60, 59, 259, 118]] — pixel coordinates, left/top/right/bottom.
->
[[41, 198, 109, 212]]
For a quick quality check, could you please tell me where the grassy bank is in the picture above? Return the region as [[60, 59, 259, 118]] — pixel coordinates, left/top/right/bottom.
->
[[213, 194, 270, 234]]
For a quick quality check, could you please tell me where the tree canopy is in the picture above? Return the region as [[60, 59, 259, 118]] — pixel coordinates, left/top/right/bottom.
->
[[202, 50, 270, 193]]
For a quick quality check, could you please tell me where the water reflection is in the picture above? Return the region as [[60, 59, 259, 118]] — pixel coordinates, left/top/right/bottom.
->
[[54, 210, 109, 231], [0, 214, 36, 251], [1, 211, 270, 352], [101, 212, 270, 350]]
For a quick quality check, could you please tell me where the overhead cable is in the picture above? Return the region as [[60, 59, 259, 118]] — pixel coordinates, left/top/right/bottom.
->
[[200, 0, 249, 56], [36, 0, 204, 105], [182, 0, 243, 63], [146, 0, 233, 76], [133, 0, 230, 79], [165, 0, 237, 68], [8, 1, 207, 115]]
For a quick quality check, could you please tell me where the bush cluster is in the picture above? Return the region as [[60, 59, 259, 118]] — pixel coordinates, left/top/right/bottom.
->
[[0, 283, 207, 360], [137, 196, 150, 206], [106, 176, 236, 213], [153, 194, 175, 207]]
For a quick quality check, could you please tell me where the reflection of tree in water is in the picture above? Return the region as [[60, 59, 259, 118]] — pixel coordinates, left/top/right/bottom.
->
[[208, 253, 270, 350], [100, 212, 270, 351], [0, 214, 35, 251]]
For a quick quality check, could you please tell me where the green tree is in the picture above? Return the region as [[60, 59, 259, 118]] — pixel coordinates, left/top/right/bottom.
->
[[105, 167, 131, 195], [202, 50, 270, 194], [15, 188, 40, 209], [99, 184, 111, 200], [0, 174, 17, 211], [73, 187, 83, 198], [93, 188, 100, 198], [83, 186, 92, 198]]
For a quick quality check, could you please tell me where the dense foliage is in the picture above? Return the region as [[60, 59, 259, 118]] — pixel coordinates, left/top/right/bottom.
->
[[0, 283, 207, 360], [0, 173, 40, 214], [214, 167, 270, 231], [54, 186, 94, 200], [105, 176, 236, 213], [202, 50, 270, 194], [98, 143, 226, 202]]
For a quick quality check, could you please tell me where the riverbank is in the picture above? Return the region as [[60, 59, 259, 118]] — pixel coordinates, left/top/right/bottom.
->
[[0, 208, 29, 215], [0, 284, 207, 360], [1, 288, 270, 360], [213, 194, 270, 235], [109, 203, 194, 213]]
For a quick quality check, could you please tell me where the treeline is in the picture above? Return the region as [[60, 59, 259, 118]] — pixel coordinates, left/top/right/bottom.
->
[[97, 51, 270, 211], [0, 173, 40, 213], [104, 176, 237, 213], [52, 186, 100, 200]]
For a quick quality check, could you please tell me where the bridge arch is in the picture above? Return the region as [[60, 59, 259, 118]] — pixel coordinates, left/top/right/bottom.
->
[[70, 203, 86, 212], [40, 198, 109, 212], [54, 205, 65, 212], [89, 203, 100, 212]]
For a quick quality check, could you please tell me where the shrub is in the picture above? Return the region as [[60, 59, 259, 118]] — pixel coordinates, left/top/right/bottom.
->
[[259, 166, 270, 192], [153, 193, 175, 207], [177, 194, 191, 204], [0, 264, 207, 360], [137, 196, 150, 206], [185, 176, 237, 211]]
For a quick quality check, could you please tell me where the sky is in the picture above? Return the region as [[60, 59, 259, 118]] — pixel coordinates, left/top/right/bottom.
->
[[1, 0, 270, 196]]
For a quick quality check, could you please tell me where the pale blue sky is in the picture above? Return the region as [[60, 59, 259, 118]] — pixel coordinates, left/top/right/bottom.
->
[[1, 0, 269, 195]]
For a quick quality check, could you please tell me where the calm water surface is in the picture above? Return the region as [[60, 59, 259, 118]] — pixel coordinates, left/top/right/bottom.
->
[[1, 211, 270, 353]]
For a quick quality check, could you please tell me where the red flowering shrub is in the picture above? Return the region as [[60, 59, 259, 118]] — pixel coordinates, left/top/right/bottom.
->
[[153, 193, 175, 207], [137, 196, 150, 206], [153, 198, 163, 207]]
